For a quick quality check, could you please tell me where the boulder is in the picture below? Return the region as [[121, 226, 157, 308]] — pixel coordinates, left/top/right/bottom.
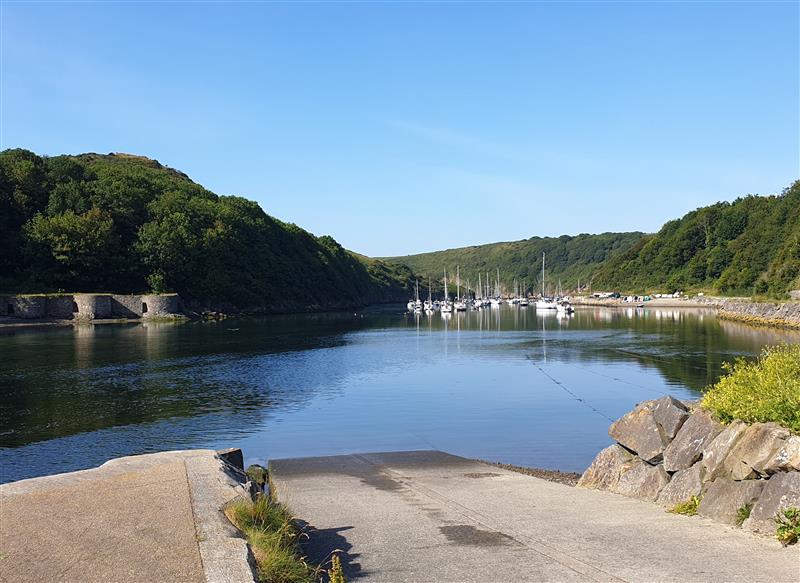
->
[[722, 423, 791, 480], [651, 396, 690, 441], [657, 461, 705, 507], [697, 477, 765, 525], [577, 444, 635, 490], [763, 435, 800, 474], [701, 420, 748, 481], [609, 401, 668, 463], [610, 457, 670, 501], [743, 472, 800, 535], [662, 410, 723, 472]]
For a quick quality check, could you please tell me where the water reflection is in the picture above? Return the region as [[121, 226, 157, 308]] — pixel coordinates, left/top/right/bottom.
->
[[1, 305, 798, 482]]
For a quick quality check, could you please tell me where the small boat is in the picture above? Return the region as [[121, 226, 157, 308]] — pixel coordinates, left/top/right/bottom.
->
[[556, 299, 575, 313]]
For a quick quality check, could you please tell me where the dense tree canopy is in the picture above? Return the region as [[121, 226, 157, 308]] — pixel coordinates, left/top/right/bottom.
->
[[382, 232, 645, 295], [0, 149, 412, 309], [592, 182, 800, 296]]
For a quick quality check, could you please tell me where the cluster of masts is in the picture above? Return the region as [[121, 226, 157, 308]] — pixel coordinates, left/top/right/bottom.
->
[[407, 253, 575, 315]]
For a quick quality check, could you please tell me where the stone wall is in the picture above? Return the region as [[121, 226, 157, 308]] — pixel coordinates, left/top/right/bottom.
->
[[74, 294, 113, 320], [141, 294, 181, 318], [578, 396, 800, 537], [111, 294, 144, 318], [0, 293, 184, 321], [46, 296, 77, 318], [10, 296, 47, 319]]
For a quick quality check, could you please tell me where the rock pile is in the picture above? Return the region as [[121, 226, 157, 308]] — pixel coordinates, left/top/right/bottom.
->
[[578, 396, 800, 536]]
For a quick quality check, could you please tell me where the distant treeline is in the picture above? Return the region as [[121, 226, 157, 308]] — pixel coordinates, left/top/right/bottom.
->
[[0, 149, 412, 310], [592, 181, 800, 296], [383, 183, 800, 298], [381, 233, 646, 295]]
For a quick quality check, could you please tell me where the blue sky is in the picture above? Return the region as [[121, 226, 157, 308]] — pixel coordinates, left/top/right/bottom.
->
[[2, 1, 798, 257]]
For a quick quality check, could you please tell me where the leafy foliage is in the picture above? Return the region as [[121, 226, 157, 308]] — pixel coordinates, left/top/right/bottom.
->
[[774, 507, 800, 546], [381, 232, 645, 295], [0, 149, 412, 309], [701, 345, 800, 433], [592, 182, 800, 296], [736, 503, 753, 527]]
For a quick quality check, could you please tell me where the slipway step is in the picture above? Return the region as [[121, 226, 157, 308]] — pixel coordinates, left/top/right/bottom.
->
[[269, 450, 798, 583]]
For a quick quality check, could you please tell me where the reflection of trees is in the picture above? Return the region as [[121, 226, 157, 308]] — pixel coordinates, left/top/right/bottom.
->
[[0, 313, 396, 448]]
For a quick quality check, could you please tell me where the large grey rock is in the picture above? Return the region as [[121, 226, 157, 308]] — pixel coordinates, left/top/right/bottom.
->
[[698, 477, 765, 525], [763, 434, 800, 474], [577, 444, 634, 490], [702, 420, 748, 481], [662, 410, 723, 472], [610, 458, 670, 501], [722, 423, 791, 480], [657, 461, 705, 507], [609, 401, 668, 463], [651, 396, 690, 441], [743, 472, 800, 535]]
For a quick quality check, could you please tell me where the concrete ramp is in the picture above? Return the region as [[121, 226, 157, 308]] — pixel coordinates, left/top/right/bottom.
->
[[269, 451, 799, 583]]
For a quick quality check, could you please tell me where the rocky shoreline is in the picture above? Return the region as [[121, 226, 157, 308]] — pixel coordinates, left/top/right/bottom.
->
[[578, 396, 800, 539]]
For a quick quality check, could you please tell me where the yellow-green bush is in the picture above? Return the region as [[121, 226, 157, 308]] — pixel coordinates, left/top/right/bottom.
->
[[702, 345, 800, 433]]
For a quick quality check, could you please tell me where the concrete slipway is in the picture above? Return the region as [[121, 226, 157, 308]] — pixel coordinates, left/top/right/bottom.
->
[[270, 451, 799, 583]]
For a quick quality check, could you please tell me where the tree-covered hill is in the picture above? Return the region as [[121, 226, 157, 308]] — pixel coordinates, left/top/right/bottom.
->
[[381, 232, 645, 295], [592, 181, 800, 296], [0, 149, 412, 310]]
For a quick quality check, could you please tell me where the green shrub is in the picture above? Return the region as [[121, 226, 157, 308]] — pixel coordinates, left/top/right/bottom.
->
[[669, 496, 701, 516], [701, 345, 800, 433], [775, 507, 800, 546]]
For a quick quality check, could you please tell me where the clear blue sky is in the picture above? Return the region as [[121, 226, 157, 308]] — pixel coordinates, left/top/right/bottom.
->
[[2, 1, 798, 257]]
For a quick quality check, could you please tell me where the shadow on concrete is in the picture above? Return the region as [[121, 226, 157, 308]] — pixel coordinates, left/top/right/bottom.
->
[[296, 521, 368, 581]]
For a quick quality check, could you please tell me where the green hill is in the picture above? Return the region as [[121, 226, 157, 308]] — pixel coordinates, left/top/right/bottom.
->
[[0, 149, 412, 311], [592, 181, 800, 296], [381, 232, 645, 296]]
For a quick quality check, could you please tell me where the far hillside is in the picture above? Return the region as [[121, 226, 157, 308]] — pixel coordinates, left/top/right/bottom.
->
[[592, 181, 800, 297], [0, 149, 413, 311], [381, 233, 645, 295]]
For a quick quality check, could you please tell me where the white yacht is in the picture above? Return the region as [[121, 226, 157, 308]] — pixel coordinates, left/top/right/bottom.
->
[[536, 252, 558, 310]]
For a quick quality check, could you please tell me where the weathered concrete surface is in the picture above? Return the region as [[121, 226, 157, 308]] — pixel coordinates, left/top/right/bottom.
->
[[744, 472, 800, 535], [270, 451, 798, 583], [0, 450, 255, 583]]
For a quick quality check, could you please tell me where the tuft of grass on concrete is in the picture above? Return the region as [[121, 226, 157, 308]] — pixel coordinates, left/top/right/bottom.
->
[[669, 496, 701, 516], [702, 345, 800, 433], [735, 503, 753, 527], [225, 494, 316, 583], [775, 508, 800, 547]]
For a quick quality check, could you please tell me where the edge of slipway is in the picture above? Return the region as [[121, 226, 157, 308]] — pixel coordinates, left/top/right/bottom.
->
[[0, 448, 258, 583]]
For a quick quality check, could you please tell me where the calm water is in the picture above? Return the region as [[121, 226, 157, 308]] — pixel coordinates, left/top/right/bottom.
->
[[2, 305, 799, 483]]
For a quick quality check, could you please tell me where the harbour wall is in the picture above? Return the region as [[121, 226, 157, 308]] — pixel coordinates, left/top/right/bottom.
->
[[0, 293, 184, 321]]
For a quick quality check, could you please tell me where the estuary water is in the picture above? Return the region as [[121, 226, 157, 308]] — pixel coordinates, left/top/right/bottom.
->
[[2, 305, 799, 483]]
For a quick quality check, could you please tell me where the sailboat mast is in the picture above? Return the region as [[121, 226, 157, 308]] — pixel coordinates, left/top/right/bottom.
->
[[542, 252, 546, 297]]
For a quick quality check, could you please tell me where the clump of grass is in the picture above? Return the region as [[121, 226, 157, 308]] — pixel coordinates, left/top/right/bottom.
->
[[327, 553, 346, 583], [225, 494, 316, 583], [774, 507, 800, 547], [736, 503, 753, 527], [701, 344, 800, 433], [669, 495, 701, 516]]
